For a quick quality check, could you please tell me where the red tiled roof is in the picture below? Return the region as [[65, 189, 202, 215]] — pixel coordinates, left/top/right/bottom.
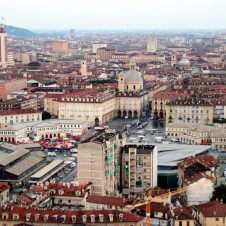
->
[[0, 206, 144, 224], [0, 182, 10, 193], [0, 109, 41, 116], [170, 207, 193, 220], [154, 91, 190, 99], [178, 155, 219, 171], [194, 200, 226, 217], [86, 195, 133, 207]]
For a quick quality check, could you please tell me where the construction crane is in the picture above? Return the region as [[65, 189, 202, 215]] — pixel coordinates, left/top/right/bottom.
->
[[132, 177, 215, 226]]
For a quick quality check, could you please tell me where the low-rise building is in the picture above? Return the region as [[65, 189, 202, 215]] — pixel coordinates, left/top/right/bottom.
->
[[193, 200, 226, 226], [0, 109, 41, 128], [178, 155, 219, 206], [86, 195, 133, 211], [166, 123, 226, 150], [0, 119, 87, 143]]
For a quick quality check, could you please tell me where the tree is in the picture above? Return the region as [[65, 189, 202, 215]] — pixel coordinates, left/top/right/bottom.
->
[[42, 111, 51, 120], [211, 184, 226, 203]]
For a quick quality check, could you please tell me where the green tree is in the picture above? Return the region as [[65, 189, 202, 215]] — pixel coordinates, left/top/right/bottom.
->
[[42, 111, 51, 120], [211, 184, 226, 203]]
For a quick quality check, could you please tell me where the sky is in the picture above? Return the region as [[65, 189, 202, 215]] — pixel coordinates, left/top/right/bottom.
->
[[0, 0, 226, 30]]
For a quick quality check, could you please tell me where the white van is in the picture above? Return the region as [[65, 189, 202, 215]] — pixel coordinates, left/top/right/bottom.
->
[[71, 162, 76, 168], [47, 152, 57, 157]]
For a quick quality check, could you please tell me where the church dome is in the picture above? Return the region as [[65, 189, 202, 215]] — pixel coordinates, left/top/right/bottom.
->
[[178, 54, 190, 66], [124, 70, 142, 83]]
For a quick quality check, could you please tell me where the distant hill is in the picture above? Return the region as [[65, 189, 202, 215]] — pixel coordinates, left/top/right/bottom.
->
[[4, 25, 36, 37]]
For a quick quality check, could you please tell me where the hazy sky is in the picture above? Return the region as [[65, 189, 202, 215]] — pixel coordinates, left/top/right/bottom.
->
[[1, 0, 226, 30]]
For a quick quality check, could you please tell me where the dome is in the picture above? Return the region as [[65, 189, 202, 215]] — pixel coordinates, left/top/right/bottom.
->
[[178, 54, 190, 66], [124, 70, 142, 83]]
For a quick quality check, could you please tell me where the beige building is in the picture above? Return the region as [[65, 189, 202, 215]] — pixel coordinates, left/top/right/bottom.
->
[[58, 90, 117, 126], [52, 40, 68, 53], [193, 200, 226, 226], [0, 109, 42, 128], [78, 131, 126, 196], [96, 47, 116, 61], [166, 123, 226, 150], [121, 144, 157, 198], [117, 60, 148, 118], [147, 37, 157, 52], [152, 91, 190, 119], [165, 98, 214, 125]]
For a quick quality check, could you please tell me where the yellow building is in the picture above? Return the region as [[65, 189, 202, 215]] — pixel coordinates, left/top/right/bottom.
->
[[165, 98, 214, 125], [193, 200, 226, 226]]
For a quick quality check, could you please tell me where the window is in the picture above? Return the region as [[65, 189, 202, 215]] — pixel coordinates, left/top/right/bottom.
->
[[179, 221, 182, 226], [216, 218, 219, 221], [187, 221, 190, 226]]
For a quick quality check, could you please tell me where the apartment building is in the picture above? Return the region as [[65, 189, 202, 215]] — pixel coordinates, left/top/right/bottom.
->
[[0, 109, 41, 128], [166, 123, 226, 150], [96, 47, 116, 61], [0, 78, 27, 101], [121, 144, 157, 198], [78, 131, 126, 196], [152, 91, 190, 119], [165, 98, 214, 125], [0, 96, 38, 110]]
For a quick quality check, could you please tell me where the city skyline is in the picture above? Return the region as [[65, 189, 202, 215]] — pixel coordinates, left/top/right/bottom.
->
[[1, 0, 226, 30]]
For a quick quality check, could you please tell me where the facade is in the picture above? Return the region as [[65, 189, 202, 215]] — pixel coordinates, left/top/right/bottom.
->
[[0, 96, 38, 110], [13, 51, 30, 64], [117, 60, 148, 119], [0, 182, 10, 207], [52, 40, 68, 53], [0, 78, 27, 101], [0, 26, 7, 67], [178, 155, 219, 206], [0, 119, 87, 143], [92, 43, 107, 53], [0, 109, 41, 128], [165, 123, 226, 150], [152, 91, 190, 119], [78, 131, 126, 196], [165, 98, 214, 125], [147, 37, 157, 52], [96, 47, 116, 61], [121, 144, 158, 198], [58, 90, 117, 126]]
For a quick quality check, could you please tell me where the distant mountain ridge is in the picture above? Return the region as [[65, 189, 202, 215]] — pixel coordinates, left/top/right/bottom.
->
[[4, 25, 36, 37]]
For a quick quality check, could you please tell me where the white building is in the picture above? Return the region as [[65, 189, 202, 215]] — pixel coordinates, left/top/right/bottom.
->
[[0, 119, 88, 143], [92, 43, 107, 53], [147, 37, 157, 52], [0, 109, 42, 128]]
